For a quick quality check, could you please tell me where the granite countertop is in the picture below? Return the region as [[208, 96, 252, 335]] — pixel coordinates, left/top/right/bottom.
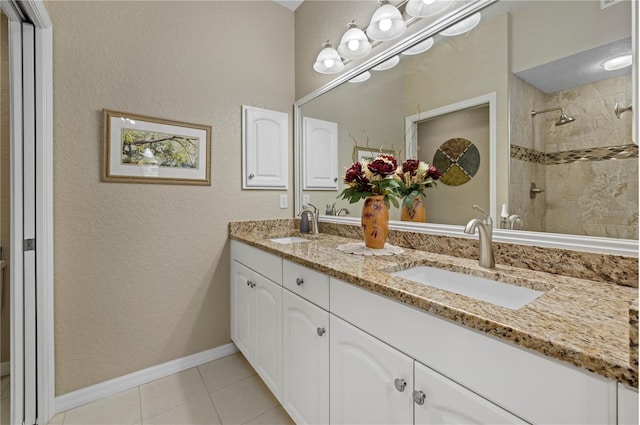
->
[[230, 225, 638, 388]]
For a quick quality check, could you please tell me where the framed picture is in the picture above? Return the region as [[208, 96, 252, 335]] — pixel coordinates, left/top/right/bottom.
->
[[352, 146, 396, 163], [102, 109, 212, 185]]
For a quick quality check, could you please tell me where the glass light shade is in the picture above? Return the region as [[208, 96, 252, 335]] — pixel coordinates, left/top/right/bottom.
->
[[337, 25, 372, 60], [406, 0, 452, 18], [440, 12, 481, 36], [313, 43, 345, 74], [603, 54, 632, 71], [348, 71, 371, 83], [367, 3, 407, 41], [372, 55, 400, 71], [401, 37, 435, 55]]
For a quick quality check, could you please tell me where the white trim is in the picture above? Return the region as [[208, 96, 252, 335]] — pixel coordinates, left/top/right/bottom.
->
[[35, 23, 55, 424], [319, 215, 639, 257], [6, 18, 25, 425], [404, 92, 497, 222], [1, 362, 10, 377], [54, 343, 238, 414]]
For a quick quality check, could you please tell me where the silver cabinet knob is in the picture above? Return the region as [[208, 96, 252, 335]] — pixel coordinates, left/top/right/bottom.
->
[[317, 327, 325, 336], [246, 280, 252, 287], [394, 378, 407, 392], [333, 177, 338, 182], [296, 277, 304, 286], [413, 390, 426, 405], [248, 173, 255, 179]]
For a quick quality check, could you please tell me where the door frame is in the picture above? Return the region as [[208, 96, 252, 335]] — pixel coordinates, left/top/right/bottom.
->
[[0, 1, 53, 424]]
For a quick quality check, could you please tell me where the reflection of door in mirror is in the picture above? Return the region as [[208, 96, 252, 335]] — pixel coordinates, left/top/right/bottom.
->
[[509, 0, 637, 240], [416, 105, 489, 226]]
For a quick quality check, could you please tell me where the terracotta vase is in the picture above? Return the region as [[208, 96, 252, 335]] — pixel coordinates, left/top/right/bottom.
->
[[400, 196, 426, 222], [361, 195, 389, 249]]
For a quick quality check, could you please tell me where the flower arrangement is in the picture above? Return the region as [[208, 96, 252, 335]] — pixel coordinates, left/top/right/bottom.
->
[[338, 154, 401, 208], [396, 159, 441, 209]]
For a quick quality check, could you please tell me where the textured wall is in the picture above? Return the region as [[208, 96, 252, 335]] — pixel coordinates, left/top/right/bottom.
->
[[48, 1, 294, 395]]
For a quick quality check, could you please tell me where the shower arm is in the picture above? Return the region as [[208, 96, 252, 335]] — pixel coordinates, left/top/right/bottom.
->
[[531, 107, 565, 117]]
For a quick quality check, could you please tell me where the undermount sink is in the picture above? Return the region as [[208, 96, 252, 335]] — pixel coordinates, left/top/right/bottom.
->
[[268, 236, 311, 244], [391, 266, 543, 310]]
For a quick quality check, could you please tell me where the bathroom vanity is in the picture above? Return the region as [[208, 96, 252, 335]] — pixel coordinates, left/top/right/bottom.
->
[[229, 220, 638, 425]]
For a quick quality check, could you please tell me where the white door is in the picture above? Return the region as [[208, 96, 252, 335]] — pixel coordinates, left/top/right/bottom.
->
[[282, 290, 329, 425], [329, 315, 413, 425], [302, 117, 338, 190], [413, 361, 526, 425], [230, 260, 255, 359], [253, 273, 282, 401]]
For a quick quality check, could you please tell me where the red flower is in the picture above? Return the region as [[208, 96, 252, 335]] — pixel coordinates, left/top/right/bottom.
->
[[367, 155, 397, 176], [344, 161, 372, 191], [401, 159, 420, 177], [427, 165, 441, 181]]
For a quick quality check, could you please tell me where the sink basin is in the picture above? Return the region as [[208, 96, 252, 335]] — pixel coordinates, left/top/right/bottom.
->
[[269, 236, 311, 244], [391, 266, 543, 310]]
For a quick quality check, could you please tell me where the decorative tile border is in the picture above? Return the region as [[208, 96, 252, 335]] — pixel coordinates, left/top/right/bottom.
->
[[511, 144, 638, 165], [510, 145, 546, 164]]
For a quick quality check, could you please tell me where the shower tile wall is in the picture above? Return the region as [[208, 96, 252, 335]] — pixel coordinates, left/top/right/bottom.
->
[[510, 74, 547, 232], [510, 74, 638, 239]]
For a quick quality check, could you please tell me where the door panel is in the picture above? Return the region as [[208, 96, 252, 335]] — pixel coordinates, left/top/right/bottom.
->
[[330, 315, 413, 425], [253, 274, 282, 401], [231, 260, 254, 359]]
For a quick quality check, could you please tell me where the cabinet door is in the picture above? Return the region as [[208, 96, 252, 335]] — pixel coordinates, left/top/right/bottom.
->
[[302, 117, 338, 190], [618, 383, 639, 425], [253, 273, 283, 401], [414, 361, 526, 425], [231, 260, 255, 359], [330, 315, 413, 425], [282, 290, 329, 425], [242, 105, 288, 189]]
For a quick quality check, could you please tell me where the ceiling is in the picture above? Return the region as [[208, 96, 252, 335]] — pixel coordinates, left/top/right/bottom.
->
[[273, 0, 304, 11]]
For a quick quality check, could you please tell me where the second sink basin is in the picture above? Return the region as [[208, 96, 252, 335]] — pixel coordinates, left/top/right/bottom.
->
[[391, 266, 543, 310]]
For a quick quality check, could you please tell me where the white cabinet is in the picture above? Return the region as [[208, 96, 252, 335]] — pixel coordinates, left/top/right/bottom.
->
[[302, 117, 338, 190], [282, 289, 329, 425], [230, 258, 283, 401], [330, 315, 414, 425], [617, 383, 639, 425], [414, 361, 525, 424], [242, 105, 288, 189]]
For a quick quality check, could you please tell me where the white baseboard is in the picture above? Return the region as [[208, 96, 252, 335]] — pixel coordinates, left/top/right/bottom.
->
[[54, 342, 238, 414], [0, 361, 8, 377]]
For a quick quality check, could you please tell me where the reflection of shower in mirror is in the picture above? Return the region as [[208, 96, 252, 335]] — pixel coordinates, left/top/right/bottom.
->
[[531, 107, 576, 126]]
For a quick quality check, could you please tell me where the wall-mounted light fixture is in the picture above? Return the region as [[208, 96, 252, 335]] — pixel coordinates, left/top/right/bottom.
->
[[367, 1, 406, 41], [348, 71, 371, 83], [337, 21, 372, 60], [401, 37, 434, 56], [406, 0, 452, 18], [313, 41, 345, 74], [372, 55, 400, 71], [439, 12, 481, 36]]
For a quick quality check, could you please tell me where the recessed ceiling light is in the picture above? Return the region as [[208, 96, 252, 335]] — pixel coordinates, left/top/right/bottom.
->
[[402, 37, 435, 56], [372, 55, 400, 71], [440, 12, 481, 37], [603, 54, 632, 71]]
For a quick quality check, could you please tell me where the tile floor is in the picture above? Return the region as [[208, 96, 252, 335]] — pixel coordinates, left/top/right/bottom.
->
[[48, 353, 294, 425]]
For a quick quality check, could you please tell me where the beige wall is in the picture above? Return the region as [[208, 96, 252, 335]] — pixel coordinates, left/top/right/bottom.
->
[[48, 1, 294, 395]]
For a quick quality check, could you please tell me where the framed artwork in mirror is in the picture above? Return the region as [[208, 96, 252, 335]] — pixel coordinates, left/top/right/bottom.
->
[[102, 109, 212, 185], [353, 146, 396, 163]]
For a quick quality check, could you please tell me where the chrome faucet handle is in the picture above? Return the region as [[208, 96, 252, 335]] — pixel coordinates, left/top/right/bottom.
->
[[306, 202, 320, 220], [509, 214, 523, 230], [472, 205, 493, 227]]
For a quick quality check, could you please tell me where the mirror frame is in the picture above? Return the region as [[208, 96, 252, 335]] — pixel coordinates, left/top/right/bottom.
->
[[294, 0, 639, 257]]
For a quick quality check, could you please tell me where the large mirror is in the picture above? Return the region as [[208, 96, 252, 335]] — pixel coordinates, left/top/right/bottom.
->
[[295, 0, 637, 252]]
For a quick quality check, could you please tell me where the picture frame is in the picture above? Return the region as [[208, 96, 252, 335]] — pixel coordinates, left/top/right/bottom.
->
[[352, 146, 396, 163], [102, 109, 212, 185]]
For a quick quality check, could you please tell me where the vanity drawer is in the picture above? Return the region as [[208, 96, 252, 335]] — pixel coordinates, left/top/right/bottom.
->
[[231, 240, 282, 284], [283, 260, 329, 310]]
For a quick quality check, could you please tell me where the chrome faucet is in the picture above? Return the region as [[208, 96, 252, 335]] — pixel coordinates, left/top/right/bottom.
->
[[300, 203, 320, 235], [464, 205, 495, 269], [336, 207, 350, 216]]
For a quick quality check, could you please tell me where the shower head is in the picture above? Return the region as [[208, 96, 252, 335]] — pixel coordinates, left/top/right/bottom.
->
[[531, 107, 576, 126], [556, 111, 575, 126]]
